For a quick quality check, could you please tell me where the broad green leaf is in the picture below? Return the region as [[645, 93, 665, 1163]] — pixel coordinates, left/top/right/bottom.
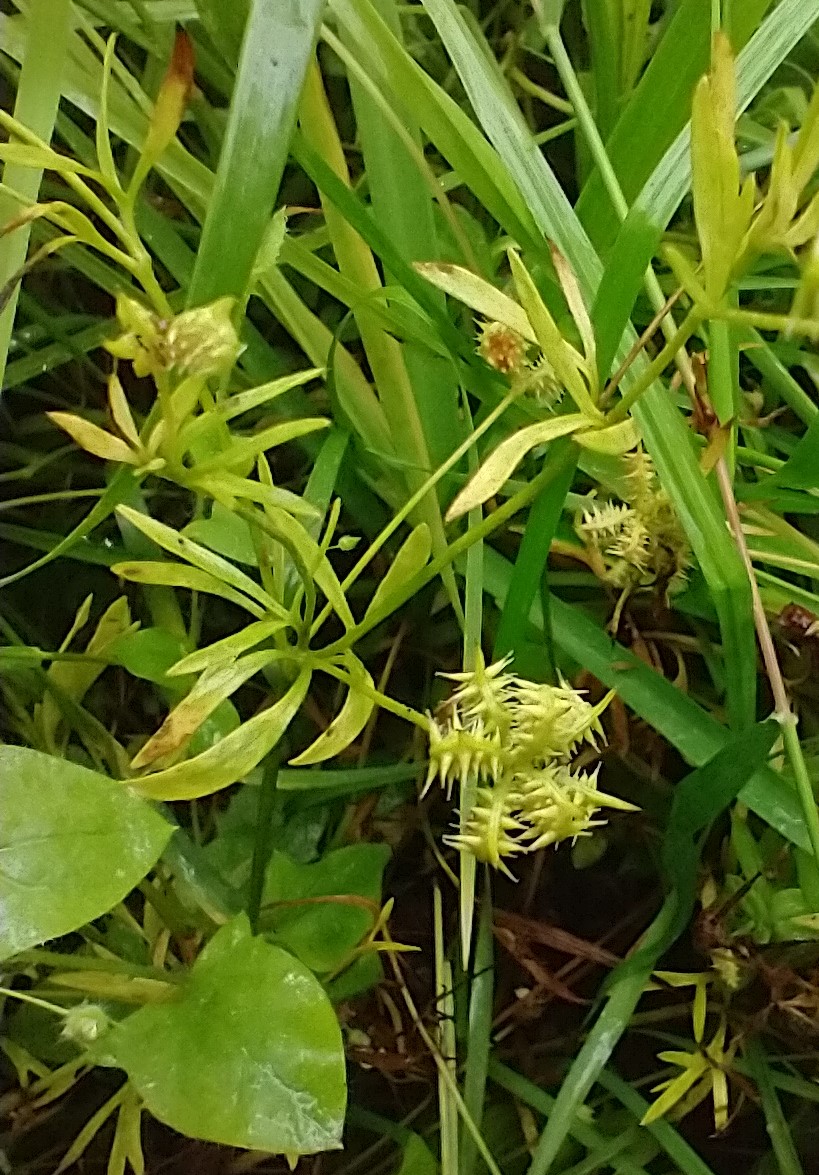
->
[[446, 415, 585, 521], [396, 1133, 439, 1175], [365, 522, 432, 619], [289, 655, 375, 766], [132, 649, 282, 769], [109, 628, 189, 684], [263, 844, 391, 972], [169, 618, 287, 678], [131, 668, 311, 801], [47, 412, 137, 464], [110, 915, 346, 1153], [0, 746, 172, 959], [111, 561, 270, 619], [183, 502, 259, 566], [414, 261, 535, 341], [115, 506, 277, 613]]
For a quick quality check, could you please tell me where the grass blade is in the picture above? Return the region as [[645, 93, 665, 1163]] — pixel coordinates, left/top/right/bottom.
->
[[0, 0, 74, 390], [186, 0, 323, 306]]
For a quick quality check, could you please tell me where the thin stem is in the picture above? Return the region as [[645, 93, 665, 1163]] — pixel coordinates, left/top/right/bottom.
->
[[459, 872, 494, 1175], [385, 935, 502, 1175], [606, 308, 703, 422], [310, 388, 520, 640], [322, 448, 574, 657], [0, 985, 67, 1018], [715, 456, 819, 868], [246, 755, 281, 934]]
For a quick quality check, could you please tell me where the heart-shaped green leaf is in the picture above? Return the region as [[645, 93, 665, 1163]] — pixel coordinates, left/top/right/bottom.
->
[[110, 915, 346, 1154], [0, 747, 172, 959]]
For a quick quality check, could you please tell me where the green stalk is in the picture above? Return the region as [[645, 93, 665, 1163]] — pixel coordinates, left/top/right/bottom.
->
[[246, 756, 281, 933], [0, 0, 73, 390], [743, 1039, 805, 1175], [323, 453, 574, 656], [298, 61, 463, 624], [459, 870, 494, 1175]]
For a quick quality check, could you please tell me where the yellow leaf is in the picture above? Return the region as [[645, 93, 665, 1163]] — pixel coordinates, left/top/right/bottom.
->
[[575, 417, 640, 455], [47, 412, 138, 464], [509, 252, 602, 419], [132, 649, 279, 769], [108, 372, 140, 446], [446, 415, 585, 522], [549, 242, 596, 370], [414, 261, 536, 342], [129, 29, 194, 197], [289, 655, 375, 765], [131, 668, 311, 801]]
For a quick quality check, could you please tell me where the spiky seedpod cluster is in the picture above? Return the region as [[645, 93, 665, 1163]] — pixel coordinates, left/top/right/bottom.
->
[[476, 321, 562, 407], [576, 449, 692, 595], [426, 654, 635, 873]]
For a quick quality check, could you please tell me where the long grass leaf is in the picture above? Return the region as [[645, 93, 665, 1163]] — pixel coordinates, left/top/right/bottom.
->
[[187, 0, 323, 306]]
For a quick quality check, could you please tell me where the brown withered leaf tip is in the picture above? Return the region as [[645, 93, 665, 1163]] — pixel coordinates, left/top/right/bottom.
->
[[169, 27, 195, 101]]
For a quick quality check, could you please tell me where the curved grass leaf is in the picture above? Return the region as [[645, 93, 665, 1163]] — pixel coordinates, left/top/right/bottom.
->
[[446, 416, 584, 522], [365, 522, 432, 619]]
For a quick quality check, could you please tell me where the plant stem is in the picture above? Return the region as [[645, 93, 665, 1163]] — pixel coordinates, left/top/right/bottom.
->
[[606, 307, 703, 422], [323, 448, 575, 656], [459, 871, 494, 1175], [310, 389, 520, 641], [246, 755, 281, 934], [714, 456, 819, 868]]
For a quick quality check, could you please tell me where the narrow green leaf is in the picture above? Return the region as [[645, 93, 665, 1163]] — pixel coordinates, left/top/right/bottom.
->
[[289, 657, 375, 766], [187, 0, 324, 305], [169, 618, 287, 677], [131, 668, 311, 801], [365, 523, 432, 619], [493, 442, 577, 662], [133, 649, 281, 769], [115, 506, 277, 613], [111, 560, 270, 620]]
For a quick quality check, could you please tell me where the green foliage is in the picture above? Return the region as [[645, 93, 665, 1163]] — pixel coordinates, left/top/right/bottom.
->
[[0, 747, 171, 958], [4, 0, 819, 1172], [262, 843, 391, 972], [110, 915, 347, 1153]]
